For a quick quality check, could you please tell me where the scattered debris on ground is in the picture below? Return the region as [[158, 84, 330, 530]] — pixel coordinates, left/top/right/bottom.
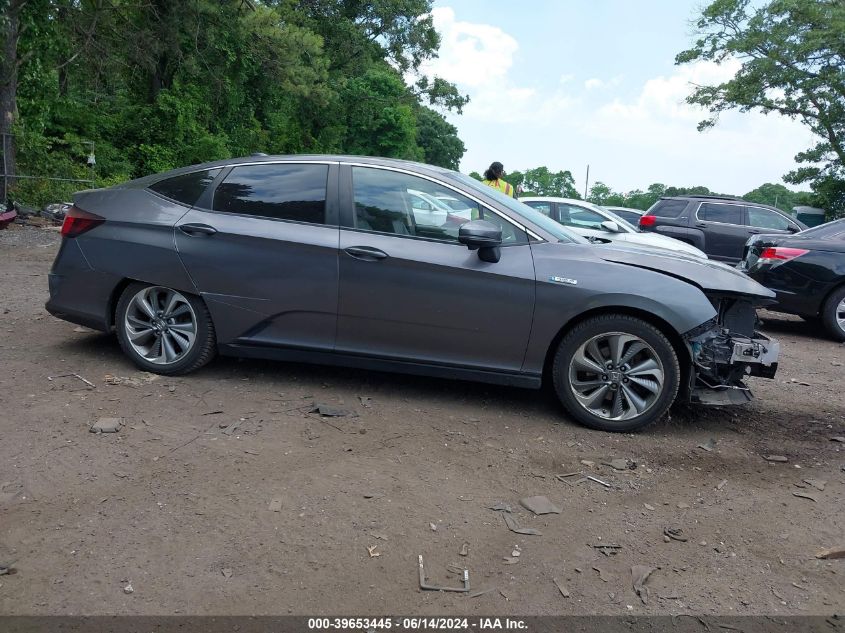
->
[[553, 578, 570, 598], [697, 438, 716, 452], [631, 565, 656, 604], [764, 455, 789, 463], [417, 555, 469, 593], [816, 547, 845, 560], [520, 495, 561, 515], [310, 404, 356, 417], [90, 417, 123, 434], [501, 512, 542, 536]]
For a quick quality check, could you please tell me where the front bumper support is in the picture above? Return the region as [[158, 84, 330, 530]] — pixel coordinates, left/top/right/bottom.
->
[[685, 321, 779, 405]]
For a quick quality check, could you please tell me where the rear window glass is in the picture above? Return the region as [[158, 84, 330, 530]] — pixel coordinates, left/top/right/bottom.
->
[[149, 168, 221, 206], [648, 199, 687, 218], [698, 202, 742, 225], [797, 218, 845, 239], [213, 164, 328, 224]]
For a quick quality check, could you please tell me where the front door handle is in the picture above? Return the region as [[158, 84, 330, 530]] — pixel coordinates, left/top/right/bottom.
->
[[344, 246, 388, 261], [179, 223, 218, 236], [695, 222, 707, 228]]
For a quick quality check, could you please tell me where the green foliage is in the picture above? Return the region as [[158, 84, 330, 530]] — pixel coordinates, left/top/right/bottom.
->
[[742, 182, 813, 213], [519, 166, 580, 198], [678, 0, 845, 215], [4, 0, 467, 206], [415, 107, 465, 169]]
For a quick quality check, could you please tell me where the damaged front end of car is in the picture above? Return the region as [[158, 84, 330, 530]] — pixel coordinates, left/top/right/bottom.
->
[[683, 295, 779, 406]]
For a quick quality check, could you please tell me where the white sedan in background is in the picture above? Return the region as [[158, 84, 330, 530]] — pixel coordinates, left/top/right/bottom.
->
[[521, 196, 707, 258]]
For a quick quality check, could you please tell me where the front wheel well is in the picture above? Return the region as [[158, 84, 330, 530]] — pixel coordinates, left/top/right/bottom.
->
[[541, 306, 692, 392]]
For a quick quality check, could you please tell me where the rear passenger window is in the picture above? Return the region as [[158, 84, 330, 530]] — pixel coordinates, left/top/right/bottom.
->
[[648, 199, 687, 218], [149, 169, 221, 206], [698, 202, 742, 225], [213, 164, 328, 224]]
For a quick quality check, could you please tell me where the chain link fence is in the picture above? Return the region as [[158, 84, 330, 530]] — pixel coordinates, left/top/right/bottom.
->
[[2, 133, 94, 211]]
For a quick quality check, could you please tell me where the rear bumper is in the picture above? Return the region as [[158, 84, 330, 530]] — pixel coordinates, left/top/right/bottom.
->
[[45, 240, 119, 332]]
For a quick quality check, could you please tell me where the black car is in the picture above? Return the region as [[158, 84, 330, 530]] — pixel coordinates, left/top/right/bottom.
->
[[639, 196, 806, 264], [740, 219, 845, 341]]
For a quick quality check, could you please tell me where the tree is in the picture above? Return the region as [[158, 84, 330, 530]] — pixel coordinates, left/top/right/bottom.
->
[[415, 107, 464, 169], [341, 67, 421, 160], [588, 181, 624, 206], [521, 166, 579, 198], [742, 182, 812, 212], [625, 183, 666, 210], [4, 0, 467, 208], [677, 0, 845, 211]]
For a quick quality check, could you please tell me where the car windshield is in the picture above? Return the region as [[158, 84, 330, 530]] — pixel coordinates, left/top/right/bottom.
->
[[600, 207, 640, 233], [452, 174, 587, 243]]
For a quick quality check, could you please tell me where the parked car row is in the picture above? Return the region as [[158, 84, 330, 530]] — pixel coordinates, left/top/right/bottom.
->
[[47, 155, 780, 432], [740, 218, 845, 341], [520, 197, 707, 259], [638, 195, 805, 263]]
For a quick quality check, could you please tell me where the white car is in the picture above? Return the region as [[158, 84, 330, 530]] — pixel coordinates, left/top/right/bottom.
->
[[521, 196, 707, 259], [406, 189, 457, 226]]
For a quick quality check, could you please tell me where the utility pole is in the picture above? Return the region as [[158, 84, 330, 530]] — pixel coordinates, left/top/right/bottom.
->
[[584, 164, 590, 200]]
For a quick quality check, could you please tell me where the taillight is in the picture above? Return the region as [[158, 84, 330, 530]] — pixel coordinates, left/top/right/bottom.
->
[[639, 214, 656, 228], [758, 246, 809, 265], [61, 206, 104, 238]]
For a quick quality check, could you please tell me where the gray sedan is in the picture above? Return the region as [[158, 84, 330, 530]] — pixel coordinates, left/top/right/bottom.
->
[[47, 155, 779, 432]]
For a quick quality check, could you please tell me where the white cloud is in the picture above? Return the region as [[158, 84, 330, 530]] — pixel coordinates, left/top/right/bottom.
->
[[420, 7, 573, 124], [559, 73, 575, 85], [420, 7, 518, 88], [585, 78, 604, 90]]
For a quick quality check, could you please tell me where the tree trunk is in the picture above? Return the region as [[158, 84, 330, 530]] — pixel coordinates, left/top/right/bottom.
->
[[0, 1, 22, 202]]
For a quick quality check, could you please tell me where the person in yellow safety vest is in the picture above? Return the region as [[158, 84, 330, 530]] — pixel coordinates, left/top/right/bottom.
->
[[482, 161, 515, 198]]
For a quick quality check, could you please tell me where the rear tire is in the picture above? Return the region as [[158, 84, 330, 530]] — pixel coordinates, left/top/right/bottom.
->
[[552, 315, 680, 432], [820, 285, 845, 342], [115, 282, 216, 375]]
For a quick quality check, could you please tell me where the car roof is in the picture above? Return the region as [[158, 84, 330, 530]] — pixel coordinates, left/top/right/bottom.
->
[[604, 206, 643, 213], [124, 154, 455, 188]]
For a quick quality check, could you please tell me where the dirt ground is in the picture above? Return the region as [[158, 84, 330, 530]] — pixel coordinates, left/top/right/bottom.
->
[[0, 224, 843, 616]]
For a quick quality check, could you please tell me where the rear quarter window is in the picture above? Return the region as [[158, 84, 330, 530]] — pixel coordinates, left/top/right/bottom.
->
[[149, 168, 221, 206], [647, 199, 688, 218]]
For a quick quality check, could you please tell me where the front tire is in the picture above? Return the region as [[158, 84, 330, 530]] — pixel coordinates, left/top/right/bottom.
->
[[821, 286, 845, 342], [115, 283, 216, 375], [552, 315, 680, 432]]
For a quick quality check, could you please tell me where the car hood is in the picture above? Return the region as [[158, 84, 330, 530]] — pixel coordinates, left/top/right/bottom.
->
[[593, 244, 776, 300], [621, 232, 707, 257]]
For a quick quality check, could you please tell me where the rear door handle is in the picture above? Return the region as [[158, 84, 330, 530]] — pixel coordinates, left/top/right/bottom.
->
[[695, 222, 707, 228], [748, 229, 761, 234], [344, 246, 388, 261], [178, 223, 218, 236]]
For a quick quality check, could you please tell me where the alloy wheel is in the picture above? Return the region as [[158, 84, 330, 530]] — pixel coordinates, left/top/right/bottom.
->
[[123, 286, 198, 365], [568, 332, 665, 421]]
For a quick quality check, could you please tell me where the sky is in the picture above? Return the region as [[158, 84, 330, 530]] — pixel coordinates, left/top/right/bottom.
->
[[420, 1, 818, 196]]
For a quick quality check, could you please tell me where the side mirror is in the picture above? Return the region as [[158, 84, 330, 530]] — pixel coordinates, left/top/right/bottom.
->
[[600, 220, 621, 233], [459, 220, 502, 263], [787, 225, 800, 233]]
